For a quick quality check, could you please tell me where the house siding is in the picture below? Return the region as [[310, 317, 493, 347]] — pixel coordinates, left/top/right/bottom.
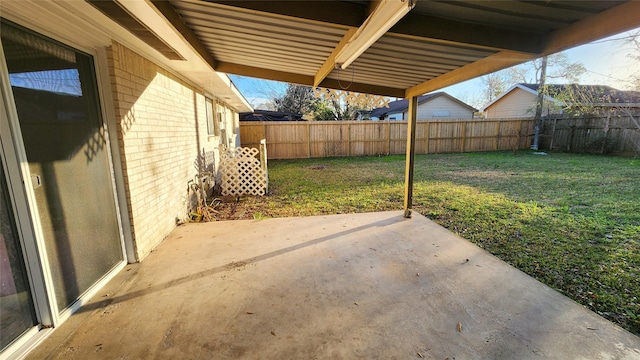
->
[[484, 87, 563, 119], [485, 88, 537, 118], [107, 41, 235, 260], [403, 96, 474, 119], [387, 112, 404, 120]]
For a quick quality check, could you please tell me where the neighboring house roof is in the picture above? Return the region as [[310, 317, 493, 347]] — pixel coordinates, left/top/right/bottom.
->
[[522, 83, 640, 106], [370, 92, 477, 119], [481, 83, 640, 112], [240, 110, 303, 121]]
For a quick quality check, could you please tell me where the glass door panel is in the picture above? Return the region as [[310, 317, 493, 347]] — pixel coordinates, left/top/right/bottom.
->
[[0, 159, 37, 351], [1, 20, 123, 311]]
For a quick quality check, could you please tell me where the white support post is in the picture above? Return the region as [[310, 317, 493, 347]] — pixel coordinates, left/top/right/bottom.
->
[[403, 96, 418, 218]]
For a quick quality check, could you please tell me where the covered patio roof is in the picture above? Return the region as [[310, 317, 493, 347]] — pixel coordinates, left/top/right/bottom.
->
[[89, 0, 640, 216], [138, 0, 640, 98]]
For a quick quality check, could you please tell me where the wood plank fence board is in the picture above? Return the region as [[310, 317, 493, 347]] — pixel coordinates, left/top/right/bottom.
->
[[240, 116, 638, 159], [542, 115, 639, 155], [241, 119, 536, 159]]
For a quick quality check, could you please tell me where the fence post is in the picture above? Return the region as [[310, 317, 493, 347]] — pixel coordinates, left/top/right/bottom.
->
[[602, 114, 611, 154], [549, 118, 557, 151], [387, 121, 391, 155], [307, 122, 311, 158], [568, 123, 575, 152], [461, 121, 467, 152], [517, 120, 523, 149], [494, 121, 500, 150], [262, 122, 267, 145], [347, 122, 351, 156], [424, 121, 431, 154], [567, 120, 576, 152], [260, 139, 269, 192]]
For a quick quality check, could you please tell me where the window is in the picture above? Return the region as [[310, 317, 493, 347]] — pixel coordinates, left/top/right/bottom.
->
[[432, 110, 450, 117], [231, 110, 238, 135], [215, 108, 223, 137], [205, 97, 215, 136]]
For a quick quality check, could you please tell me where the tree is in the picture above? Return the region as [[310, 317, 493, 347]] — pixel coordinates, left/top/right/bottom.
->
[[531, 56, 548, 150], [479, 51, 586, 112], [273, 84, 318, 116], [311, 100, 336, 120], [481, 71, 510, 103], [270, 84, 376, 120], [233, 75, 286, 110], [508, 53, 586, 84], [477, 52, 585, 148], [329, 99, 372, 120], [627, 30, 640, 91]]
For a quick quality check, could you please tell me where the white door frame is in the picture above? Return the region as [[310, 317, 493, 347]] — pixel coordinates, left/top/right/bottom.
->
[[0, 38, 55, 359], [0, 18, 129, 358]]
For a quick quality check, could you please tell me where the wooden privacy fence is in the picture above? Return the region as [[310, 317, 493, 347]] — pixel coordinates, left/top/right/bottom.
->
[[541, 115, 640, 156], [240, 119, 535, 159]]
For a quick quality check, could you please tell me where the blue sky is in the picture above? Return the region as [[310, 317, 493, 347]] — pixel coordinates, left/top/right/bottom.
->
[[229, 28, 640, 110]]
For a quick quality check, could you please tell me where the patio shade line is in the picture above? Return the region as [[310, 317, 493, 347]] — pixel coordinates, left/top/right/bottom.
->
[[73, 216, 401, 315]]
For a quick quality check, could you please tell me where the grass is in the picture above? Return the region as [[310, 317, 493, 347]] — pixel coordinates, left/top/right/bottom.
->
[[223, 151, 640, 335]]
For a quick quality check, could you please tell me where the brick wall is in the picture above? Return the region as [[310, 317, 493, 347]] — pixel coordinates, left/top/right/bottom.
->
[[106, 41, 233, 260]]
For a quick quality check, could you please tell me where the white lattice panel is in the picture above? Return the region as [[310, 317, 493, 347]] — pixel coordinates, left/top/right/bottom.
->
[[220, 146, 267, 196]]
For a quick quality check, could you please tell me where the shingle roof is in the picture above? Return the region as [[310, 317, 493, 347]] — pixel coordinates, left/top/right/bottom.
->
[[240, 110, 303, 121], [370, 94, 436, 118], [520, 83, 640, 105]]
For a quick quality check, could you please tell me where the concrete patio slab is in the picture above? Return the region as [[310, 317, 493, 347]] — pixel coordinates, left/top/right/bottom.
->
[[28, 211, 639, 359]]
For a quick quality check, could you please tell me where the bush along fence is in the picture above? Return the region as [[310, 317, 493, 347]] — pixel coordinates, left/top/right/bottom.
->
[[539, 115, 640, 156], [240, 119, 535, 159]]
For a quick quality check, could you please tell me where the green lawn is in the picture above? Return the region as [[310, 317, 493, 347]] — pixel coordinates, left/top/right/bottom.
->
[[225, 151, 640, 335]]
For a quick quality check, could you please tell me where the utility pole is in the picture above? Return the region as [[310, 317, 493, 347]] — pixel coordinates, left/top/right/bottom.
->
[[531, 56, 548, 150]]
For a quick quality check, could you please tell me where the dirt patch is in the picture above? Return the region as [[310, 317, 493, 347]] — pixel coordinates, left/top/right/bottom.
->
[[213, 196, 272, 221], [303, 164, 329, 170]]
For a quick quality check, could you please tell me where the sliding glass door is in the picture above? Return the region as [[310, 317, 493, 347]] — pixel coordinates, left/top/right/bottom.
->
[[0, 159, 37, 351], [0, 19, 124, 352]]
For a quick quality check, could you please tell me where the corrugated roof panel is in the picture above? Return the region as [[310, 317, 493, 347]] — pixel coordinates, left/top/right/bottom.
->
[[325, 33, 495, 89], [172, 0, 345, 78], [177, 1, 347, 36], [162, 0, 639, 96]]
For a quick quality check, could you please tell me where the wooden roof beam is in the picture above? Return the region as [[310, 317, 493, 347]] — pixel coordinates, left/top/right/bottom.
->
[[315, 0, 414, 87], [333, 0, 415, 70], [541, 0, 640, 55], [405, 51, 532, 98], [406, 1, 640, 99], [314, 28, 358, 87]]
